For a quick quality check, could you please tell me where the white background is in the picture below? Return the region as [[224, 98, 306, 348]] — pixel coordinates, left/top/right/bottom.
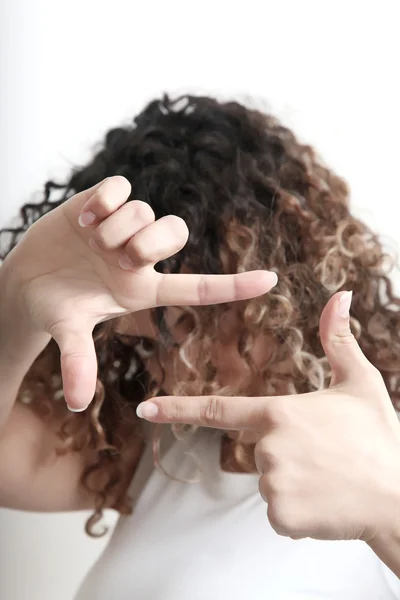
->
[[1, 1, 400, 599]]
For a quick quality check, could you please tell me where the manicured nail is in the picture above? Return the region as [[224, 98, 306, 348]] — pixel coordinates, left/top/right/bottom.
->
[[67, 404, 87, 413], [270, 272, 278, 287], [337, 291, 353, 319], [119, 255, 134, 270], [78, 211, 96, 227], [136, 402, 158, 419]]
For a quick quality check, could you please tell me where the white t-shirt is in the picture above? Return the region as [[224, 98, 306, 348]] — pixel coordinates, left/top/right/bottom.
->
[[75, 429, 400, 599]]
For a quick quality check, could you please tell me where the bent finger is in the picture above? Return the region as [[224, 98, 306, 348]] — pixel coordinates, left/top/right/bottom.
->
[[124, 215, 189, 268], [91, 200, 155, 252], [78, 176, 132, 227]]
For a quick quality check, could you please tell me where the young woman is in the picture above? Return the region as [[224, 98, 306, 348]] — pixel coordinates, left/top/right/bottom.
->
[[1, 95, 400, 599]]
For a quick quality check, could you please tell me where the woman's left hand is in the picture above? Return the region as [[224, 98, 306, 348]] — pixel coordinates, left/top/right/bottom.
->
[[136, 291, 400, 550]]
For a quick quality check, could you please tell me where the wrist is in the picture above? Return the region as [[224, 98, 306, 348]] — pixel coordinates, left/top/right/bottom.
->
[[368, 528, 400, 579], [0, 260, 50, 373], [366, 456, 400, 577]]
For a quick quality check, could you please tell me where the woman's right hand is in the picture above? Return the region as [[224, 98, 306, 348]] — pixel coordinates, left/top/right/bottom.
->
[[2, 176, 277, 410]]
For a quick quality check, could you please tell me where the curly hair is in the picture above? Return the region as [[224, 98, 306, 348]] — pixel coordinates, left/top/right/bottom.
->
[[2, 94, 400, 535]]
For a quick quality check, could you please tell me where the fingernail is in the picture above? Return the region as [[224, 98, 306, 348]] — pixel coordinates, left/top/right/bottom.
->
[[78, 211, 96, 227], [67, 404, 87, 413], [136, 402, 158, 419], [270, 272, 278, 287], [119, 255, 134, 270], [337, 291, 353, 318]]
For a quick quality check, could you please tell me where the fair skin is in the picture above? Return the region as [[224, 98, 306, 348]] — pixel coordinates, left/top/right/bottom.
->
[[0, 175, 276, 511], [0, 175, 399, 578], [136, 292, 400, 578]]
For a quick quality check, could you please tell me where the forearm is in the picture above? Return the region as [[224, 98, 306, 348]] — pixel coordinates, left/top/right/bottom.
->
[[0, 263, 50, 429], [366, 475, 400, 579], [0, 331, 49, 426], [368, 530, 400, 579]]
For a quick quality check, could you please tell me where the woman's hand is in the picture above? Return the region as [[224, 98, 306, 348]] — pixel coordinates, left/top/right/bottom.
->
[[3, 176, 277, 410], [136, 292, 400, 564]]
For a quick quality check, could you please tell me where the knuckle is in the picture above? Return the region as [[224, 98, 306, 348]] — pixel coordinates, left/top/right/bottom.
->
[[91, 228, 112, 251], [267, 396, 290, 428], [94, 186, 116, 214], [159, 215, 188, 251], [126, 237, 150, 264], [201, 396, 224, 426], [261, 468, 284, 497], [102, 175, 131, 198], [254, 440, 278, 474], [131, 200, 155, 224], [267, 503, 289, 535], [110, 175, 131, 190], [258, 475, 269, 503], [169, 215, 189, 239], [132, 200, 156, 222], [267, 500, 298, 537]]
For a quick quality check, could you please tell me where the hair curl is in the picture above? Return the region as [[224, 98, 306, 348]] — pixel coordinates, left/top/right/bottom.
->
[[2, 94, 400, 535]]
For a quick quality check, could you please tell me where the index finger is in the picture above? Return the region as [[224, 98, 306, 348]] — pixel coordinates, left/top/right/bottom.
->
[[136, 394, 272, 431], [155, 270, 278, 306]]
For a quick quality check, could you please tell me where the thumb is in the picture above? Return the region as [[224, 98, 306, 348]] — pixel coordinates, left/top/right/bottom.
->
[[50, 324, 98, 411], [320, 291, 373, 386]]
